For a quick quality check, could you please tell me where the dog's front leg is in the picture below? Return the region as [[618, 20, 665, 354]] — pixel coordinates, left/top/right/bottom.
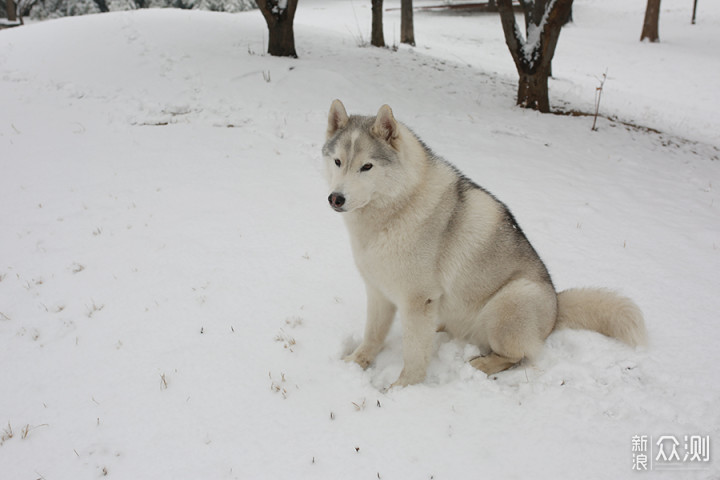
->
[[345, 285, 396, 369], [391, 296, 438, 387]]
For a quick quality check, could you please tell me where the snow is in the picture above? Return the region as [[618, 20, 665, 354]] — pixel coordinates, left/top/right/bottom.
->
[[1, 0, 719, 478], [520, 0, 557, 66]]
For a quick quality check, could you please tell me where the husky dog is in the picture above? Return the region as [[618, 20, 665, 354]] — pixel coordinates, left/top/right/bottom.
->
[[323, 100, 646, 387]]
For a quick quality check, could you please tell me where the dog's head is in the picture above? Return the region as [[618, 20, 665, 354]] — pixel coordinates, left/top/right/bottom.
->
[[322, 100, 403, 213]]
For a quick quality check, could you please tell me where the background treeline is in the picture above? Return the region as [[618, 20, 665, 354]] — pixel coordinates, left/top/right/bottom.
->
[[2, 0, 255, 20]]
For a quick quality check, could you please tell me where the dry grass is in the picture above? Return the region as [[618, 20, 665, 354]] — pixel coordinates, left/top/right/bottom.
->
[[274, 329, 296, 352], [86, 300, 105, 318], [1, 422, 13, 445], [592, 70, 608, 131], [269, 371, 288, 399], [1, 422, 48, 445], [352, 398, 366, 411]]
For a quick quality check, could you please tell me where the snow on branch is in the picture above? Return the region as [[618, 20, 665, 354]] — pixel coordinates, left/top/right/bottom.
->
[[258, 0, 296, 22], [499, 0, 571, 72], [522, 0, 557, 66], [271, 0, 288, 15]]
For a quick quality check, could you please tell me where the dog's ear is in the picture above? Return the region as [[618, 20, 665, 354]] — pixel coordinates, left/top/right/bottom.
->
[[327, 99, 349, 138], [372, 104, 398, 144]]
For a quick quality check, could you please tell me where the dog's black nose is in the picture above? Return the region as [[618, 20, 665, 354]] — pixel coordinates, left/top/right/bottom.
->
[[328, 192, 345, 210]]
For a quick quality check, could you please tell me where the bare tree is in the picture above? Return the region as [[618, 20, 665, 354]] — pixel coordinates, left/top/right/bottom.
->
[[5, 0, 17, 21], [641, 0, 661, 42], [16, 0, 37, 18], [92, 0, 109, 12], [497, 0, 574, 113], [257, 0, 299, 58], [401, 0, 415, 46], [371, 0, 385, 47], [2, 0, 37, 26]]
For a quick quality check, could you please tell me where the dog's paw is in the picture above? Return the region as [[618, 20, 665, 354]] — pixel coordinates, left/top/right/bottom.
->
[[389, 368, 425, 389], [343, 350, 372, 370], [388, 378, 408, 390]]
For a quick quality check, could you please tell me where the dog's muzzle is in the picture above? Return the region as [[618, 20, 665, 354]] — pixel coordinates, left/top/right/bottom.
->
[[328, 192, 346, 212]]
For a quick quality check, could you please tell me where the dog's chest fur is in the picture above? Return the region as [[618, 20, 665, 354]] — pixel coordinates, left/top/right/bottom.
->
[[344, 194, 453, 302]]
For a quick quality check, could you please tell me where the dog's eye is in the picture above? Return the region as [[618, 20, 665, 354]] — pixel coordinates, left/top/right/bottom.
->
[[360, 163, 373, 172], [334, 159, 341, 167]]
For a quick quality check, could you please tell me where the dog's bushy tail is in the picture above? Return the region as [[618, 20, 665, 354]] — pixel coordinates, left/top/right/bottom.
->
[[556, 288, 647, 347]]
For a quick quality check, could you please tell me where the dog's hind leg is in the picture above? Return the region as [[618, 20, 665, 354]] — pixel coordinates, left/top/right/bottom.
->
[[469, 353, 521, 375], [470, 278, 556, 376]]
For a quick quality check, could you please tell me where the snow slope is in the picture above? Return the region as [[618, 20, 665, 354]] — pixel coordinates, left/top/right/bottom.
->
[[1, 1, 719, 478]]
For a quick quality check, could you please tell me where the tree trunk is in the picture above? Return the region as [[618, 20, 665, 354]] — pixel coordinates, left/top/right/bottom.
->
[[640, 0, 660, 42], [93, 0, 109, 12], [267, 16, 297, 57], [371, 0, 385, 47], [497, 0, 574, 113], [257, 0, 299, 58], [6, 0, 17, 21], [401, 0, 415, 46], [517, 66, 550, 112]]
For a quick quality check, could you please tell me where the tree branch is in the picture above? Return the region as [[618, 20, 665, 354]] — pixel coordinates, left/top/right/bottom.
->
[[497, 0, 526, 71], [257, 0, 299, 26], [539, 0, 573, 70], [499, 0, 573, 74]]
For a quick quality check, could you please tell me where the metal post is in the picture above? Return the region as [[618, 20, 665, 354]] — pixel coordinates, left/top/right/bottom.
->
[[692, 0, 698, 24]]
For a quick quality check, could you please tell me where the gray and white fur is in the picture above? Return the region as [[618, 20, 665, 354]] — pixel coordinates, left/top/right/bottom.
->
[[323, 100, 646, 387]]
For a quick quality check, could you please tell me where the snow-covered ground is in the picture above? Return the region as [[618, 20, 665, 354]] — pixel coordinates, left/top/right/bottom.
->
[[1, 1, 719, 478]]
